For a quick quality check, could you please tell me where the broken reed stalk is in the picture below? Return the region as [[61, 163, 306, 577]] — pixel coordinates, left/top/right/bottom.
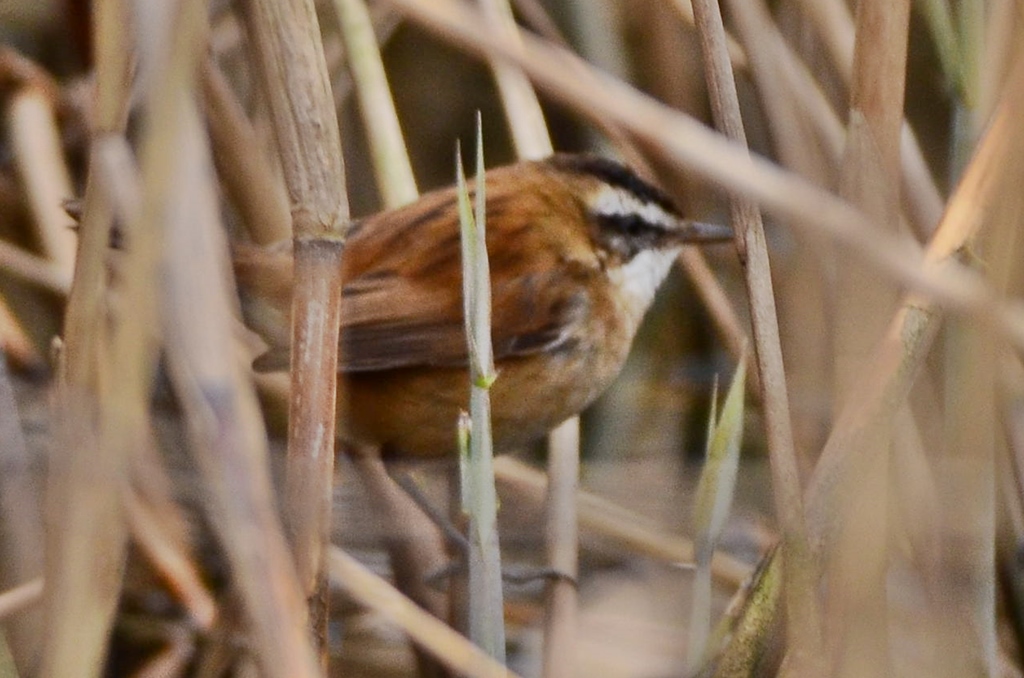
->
[[387, 0, 1024, 370], [690, 0, 822, 673], [241, 0, 350, 655], [457, 128, 506, 663]]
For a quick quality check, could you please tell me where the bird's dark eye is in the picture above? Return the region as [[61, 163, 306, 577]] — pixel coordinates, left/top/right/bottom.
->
[[621, 214, 648, 237], [594, 212, 662, 259], [599, 212, 656, 239]]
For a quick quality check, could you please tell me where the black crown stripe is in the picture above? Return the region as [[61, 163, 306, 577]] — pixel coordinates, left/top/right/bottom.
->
[[545, 153, 680, 217]]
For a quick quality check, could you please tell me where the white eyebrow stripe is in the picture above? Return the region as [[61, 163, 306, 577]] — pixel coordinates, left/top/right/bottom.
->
[[590, 186, 679, 230]]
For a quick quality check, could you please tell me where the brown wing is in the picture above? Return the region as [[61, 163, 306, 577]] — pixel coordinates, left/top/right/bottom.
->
[[337, 168, 594, 372]]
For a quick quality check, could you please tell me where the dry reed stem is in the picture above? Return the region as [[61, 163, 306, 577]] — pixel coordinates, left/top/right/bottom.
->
[[690, 1, 821, 674], [803, 47, 1024, 589], [130, 631, 195, 678], [59, 5, 131, 386], [241, 0, 350, 653], [472, 1, 578, 671], [6, 86, 77, 277], [333, 0, 419, 206], [724, 0, 831, 451], [0, 352, 43, 671], [928, 51, 1024, 676], [328, 546, 522, 678], [122, 487, 217, 631], [160, 98, 320, 678], [386, 0, 1024, 356], [936, 317, 998, 676], [978, 0, 1020, 123], [493, 457, 752, 587], [0, 578, 43, 621], [330, 9, 459, 671], [0, 239, 71, 296], [727, 0, 843, 178], [201, 59, 291, 246], [826, 1, 910, 674], [349, 453, 451, 672], [0, 299, 40, 368], [1000, 358, 1024, 523], [542, 419, 579, 678], [792, 0, 945, 232], [42, 0, 132, 672], [479, 0, 552, 160], [668, 0, 749, 71], [790, 0, 853, 83], [833, 0, 910, 396]]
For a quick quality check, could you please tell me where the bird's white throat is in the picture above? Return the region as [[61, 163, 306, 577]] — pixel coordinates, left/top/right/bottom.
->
[[607, 247, 680, 326]]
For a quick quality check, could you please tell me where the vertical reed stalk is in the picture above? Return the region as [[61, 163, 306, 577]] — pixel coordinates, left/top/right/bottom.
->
[[690, 2, 822, 674], [241, 0, 350, 656]]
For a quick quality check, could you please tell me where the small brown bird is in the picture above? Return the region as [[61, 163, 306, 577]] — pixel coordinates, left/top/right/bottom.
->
[[235, 154, 731, 457]]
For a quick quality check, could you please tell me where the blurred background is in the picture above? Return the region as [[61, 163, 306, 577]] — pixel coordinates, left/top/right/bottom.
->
[[1, 0, 1020, 677]]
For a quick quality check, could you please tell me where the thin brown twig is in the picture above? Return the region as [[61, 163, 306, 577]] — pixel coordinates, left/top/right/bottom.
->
[[690, 1, 822, 674]]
